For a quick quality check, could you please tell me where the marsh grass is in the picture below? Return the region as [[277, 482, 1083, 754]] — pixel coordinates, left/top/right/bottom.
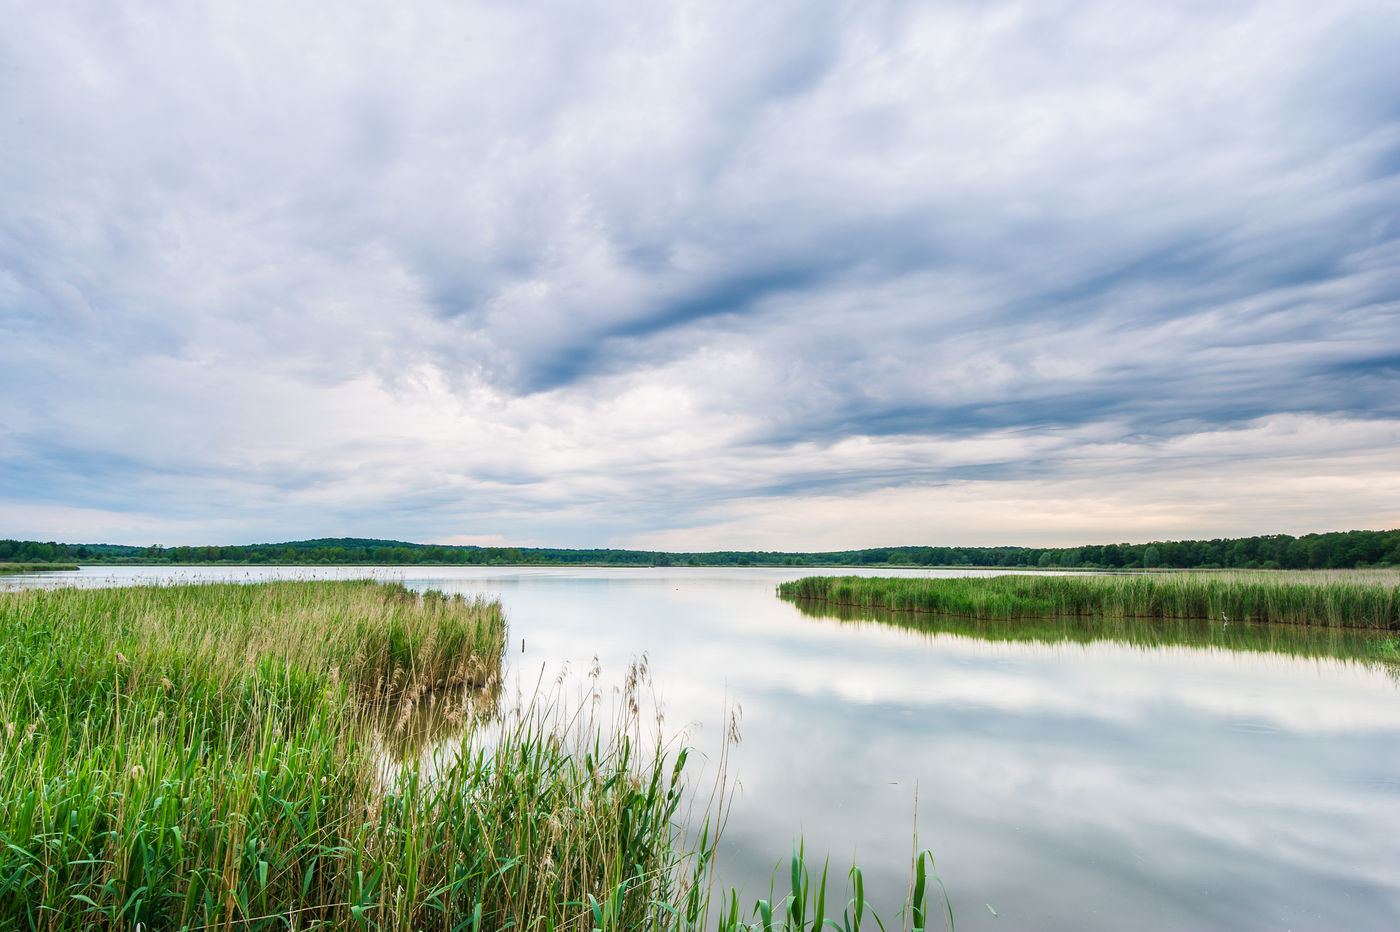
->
[[0, 563, 79, 575], [0, 580, 697, 930], [706, 845, 953, 932], [1, 579, 951, 931], [779, 571, 1400, 630]]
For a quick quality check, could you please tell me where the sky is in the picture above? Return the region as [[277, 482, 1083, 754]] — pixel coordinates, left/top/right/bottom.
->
[[1, 0, 1398, 551]]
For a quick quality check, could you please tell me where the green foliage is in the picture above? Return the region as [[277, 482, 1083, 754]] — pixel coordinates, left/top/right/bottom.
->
[[4, 527, 1399, 570], [0, 580, 952, 930], [0, 562, 78, 574], [778, 571, 1400, 629], [707, 846, 952, 932], [0, 580, 695, 930]]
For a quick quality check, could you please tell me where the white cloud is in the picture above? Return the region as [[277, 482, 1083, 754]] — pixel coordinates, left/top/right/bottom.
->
[[1, 0, 1397, 546]]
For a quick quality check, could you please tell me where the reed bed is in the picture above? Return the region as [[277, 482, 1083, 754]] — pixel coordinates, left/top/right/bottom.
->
[[0, 580, 694, 930], [778, 571, 1400, 629], [0, 579, 949, 931], [0, 563, 79, 575]]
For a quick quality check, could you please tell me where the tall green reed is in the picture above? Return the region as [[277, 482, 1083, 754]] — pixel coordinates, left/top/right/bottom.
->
[[778, 572, 1400, 629], [0, 562, 78, 574], [1, 579, 953, 930]]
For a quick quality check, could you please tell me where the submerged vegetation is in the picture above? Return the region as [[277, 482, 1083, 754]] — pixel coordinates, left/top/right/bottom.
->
[[779, 571, 1400, 629], [4, 525, 1400, 569], [0, 580, 951, 930]]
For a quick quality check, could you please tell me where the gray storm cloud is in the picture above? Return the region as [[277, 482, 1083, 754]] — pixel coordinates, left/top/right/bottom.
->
[[1, 0, 1397, 547]]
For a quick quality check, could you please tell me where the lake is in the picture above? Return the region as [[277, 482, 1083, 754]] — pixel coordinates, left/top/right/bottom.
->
[[6, 565, 1399, 930]]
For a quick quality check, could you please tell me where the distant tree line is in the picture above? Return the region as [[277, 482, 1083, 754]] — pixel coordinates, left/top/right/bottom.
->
[[3, 529, 1399, 570]]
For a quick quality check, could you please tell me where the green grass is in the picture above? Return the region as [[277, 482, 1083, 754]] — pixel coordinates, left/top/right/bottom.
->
[[0, 580, 688, 930], [0, 579, 950, 931], [0, 563, 79, 575], [778, 571, 1400, 629]]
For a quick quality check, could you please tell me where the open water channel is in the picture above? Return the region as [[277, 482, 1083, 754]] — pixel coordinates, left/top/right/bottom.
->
[[7, 565, 1399, 930]]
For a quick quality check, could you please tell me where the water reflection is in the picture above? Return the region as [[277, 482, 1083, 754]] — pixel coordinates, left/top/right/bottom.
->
[[365, 676, 503, 761], [783, 596, 1400, 674]]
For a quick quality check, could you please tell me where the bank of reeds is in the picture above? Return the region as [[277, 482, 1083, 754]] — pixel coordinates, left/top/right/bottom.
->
[[0, 580, 695, 929], [778, 571, 1400, 629], [0, 580, 951, 931], [0, 562, 79, 575]]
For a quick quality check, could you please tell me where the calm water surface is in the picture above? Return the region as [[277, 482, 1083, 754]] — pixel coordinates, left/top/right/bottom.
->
[[8, 565, 1400, 930]]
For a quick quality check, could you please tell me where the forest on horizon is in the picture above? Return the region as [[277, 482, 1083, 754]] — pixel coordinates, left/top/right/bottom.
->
[[3, 528, 1398, 571]]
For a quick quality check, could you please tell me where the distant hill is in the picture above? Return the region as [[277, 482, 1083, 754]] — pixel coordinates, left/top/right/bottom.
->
[[251, 537, 425, 551], [2, 529, 1397, 570]]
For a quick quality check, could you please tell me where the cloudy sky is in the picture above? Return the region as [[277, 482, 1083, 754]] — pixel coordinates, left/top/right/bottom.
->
[[2, 0, 1397, 550]]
